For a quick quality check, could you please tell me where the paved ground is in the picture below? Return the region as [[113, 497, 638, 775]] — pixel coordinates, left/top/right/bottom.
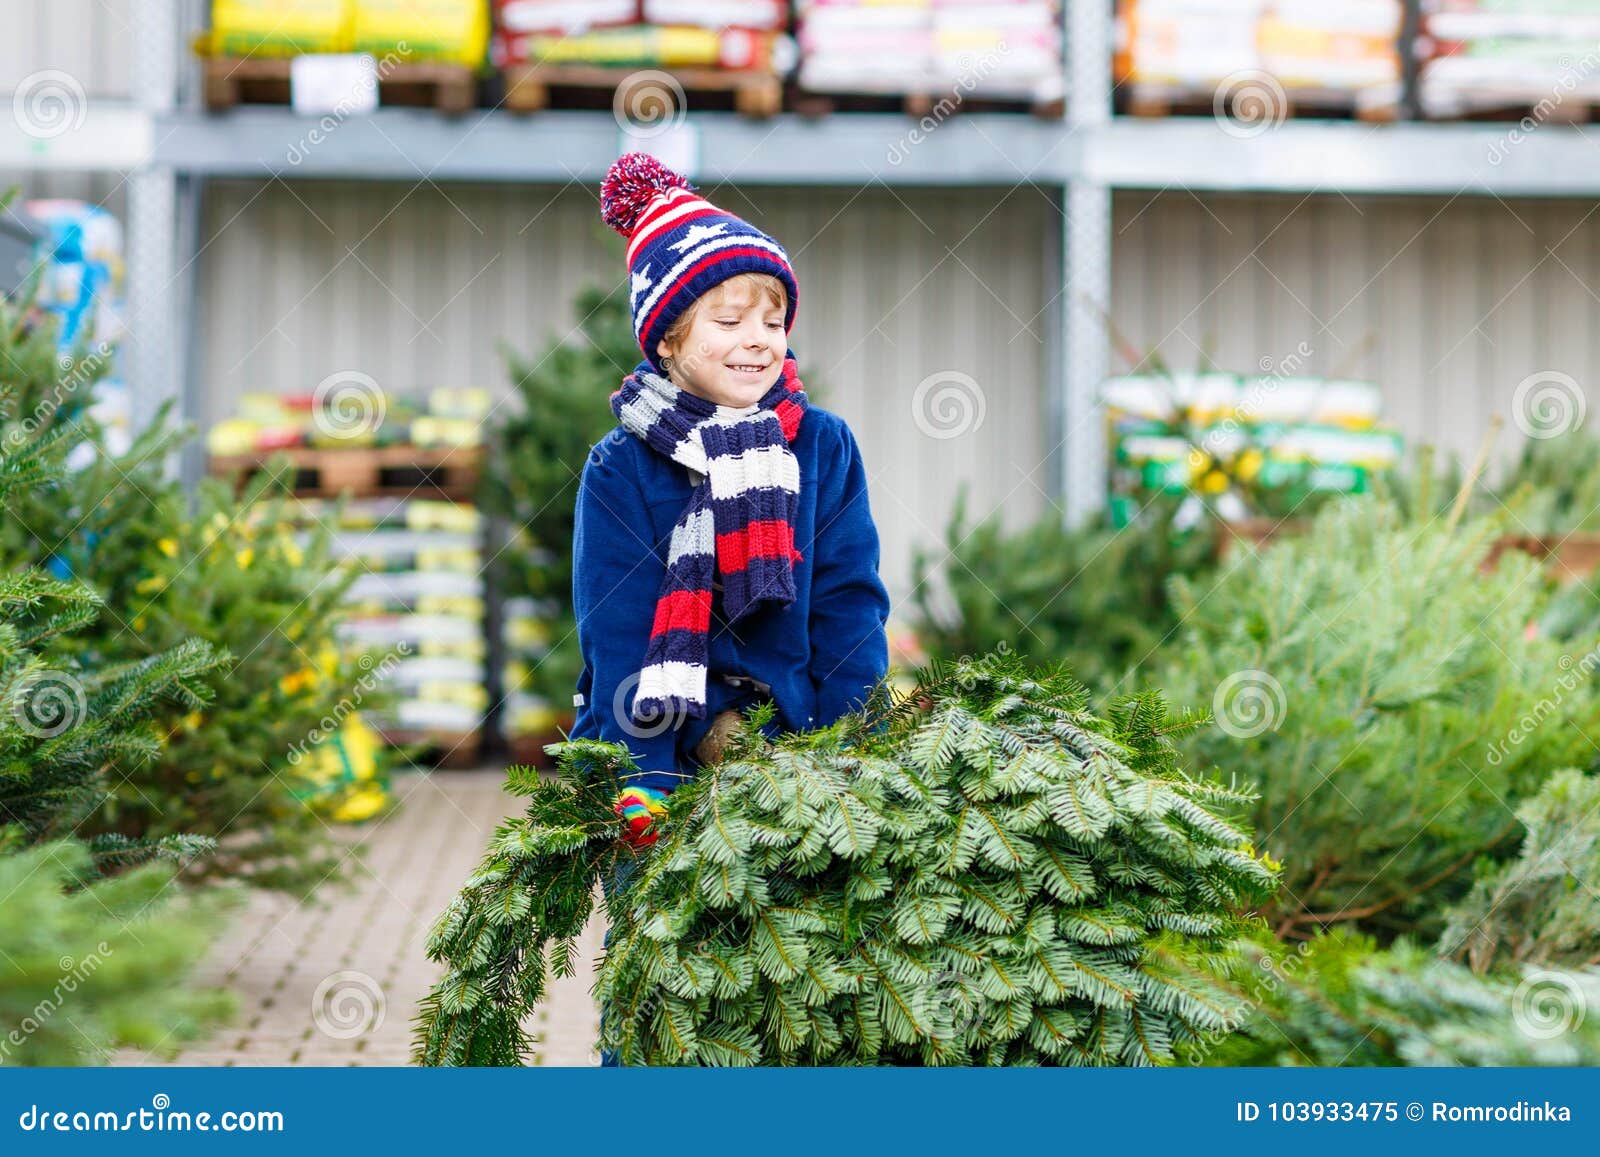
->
[[116, 767, 603, 1067]]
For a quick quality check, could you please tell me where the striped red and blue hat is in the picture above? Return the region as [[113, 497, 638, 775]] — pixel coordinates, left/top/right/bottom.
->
[[600, 152, 799, 373]]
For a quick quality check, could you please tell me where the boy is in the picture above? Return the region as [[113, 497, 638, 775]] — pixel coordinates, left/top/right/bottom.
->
[[571, 152, 892, 849]]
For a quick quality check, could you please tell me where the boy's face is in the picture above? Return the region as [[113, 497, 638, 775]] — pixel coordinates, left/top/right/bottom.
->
[[658, 283, 786, 408]]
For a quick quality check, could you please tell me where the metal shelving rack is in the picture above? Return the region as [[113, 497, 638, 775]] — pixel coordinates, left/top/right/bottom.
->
[[107, 0, 1600, 516]]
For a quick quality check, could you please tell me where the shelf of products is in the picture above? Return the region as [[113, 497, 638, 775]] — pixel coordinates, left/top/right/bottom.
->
[[499, 595, 564, 760], [1415, 0, 1600, 120], [1115, 0, 1405, 120], [1102, 370, 1403, 531], [207, 384, 493, 767]]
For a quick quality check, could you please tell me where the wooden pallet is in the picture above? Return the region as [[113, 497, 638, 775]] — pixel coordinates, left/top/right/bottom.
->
[[201, 55, 477, 114], [210, 444, 484, 501], [1433, 102, 1600, 125], [503, 63, 782, 118], [1484, 533, 1600, 582], [794, 88, 1065, 120], [1123, 83, 1399, 124]]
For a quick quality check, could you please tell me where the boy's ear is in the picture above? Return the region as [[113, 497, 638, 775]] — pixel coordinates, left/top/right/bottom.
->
[[656, 338, 672, 360]]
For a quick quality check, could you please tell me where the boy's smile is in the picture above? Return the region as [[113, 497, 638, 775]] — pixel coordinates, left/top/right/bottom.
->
[[658, 282, 786, 408]]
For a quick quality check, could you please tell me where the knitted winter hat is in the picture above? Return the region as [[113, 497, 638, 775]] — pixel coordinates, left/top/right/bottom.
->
[[600, 152, 799, 373]]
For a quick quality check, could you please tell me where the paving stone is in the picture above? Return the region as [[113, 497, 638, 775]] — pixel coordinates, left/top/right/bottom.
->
[[115, 767, 601, 1068]]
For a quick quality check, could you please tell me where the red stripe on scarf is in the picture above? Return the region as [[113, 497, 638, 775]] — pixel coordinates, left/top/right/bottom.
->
[[717, 520, 804, 571], [649, 588, 713, 637]]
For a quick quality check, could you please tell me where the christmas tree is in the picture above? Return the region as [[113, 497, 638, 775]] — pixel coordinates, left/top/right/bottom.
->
[[912, 488, 1217, 695], [1439, 768, 1600, 975], [1175, 926, 1600, 1067], [0, 836, 237, 1065], [413, 655, 1279, 1066], [1158, 497, 1598, 943], [0, 298, 237, 1064], [0, 279, 370, 891]]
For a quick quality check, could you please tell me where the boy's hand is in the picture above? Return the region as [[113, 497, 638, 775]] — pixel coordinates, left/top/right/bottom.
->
[[614, 785, 671, 848]]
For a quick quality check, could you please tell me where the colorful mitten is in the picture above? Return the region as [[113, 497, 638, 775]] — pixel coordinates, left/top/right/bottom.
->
[[614, 785, 671, 848]]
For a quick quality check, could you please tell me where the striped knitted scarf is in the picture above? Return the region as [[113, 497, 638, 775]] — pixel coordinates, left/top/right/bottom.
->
[[610, 352, 809, 723]]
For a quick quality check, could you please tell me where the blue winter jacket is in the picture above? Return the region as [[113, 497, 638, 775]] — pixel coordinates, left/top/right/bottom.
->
[[569, 405, 892, 793]]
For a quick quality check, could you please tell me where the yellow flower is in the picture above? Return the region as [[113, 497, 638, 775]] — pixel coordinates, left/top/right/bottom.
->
[[157, 537, 179, 558], [235, 547, 254, 569], [135, 575, 167, 595], [279, 668, 315, 696], [1237, 842, 1283, 873]]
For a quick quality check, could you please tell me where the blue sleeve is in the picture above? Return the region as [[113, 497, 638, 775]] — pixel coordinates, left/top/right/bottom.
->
[[571, 439, 685, 794], [808, 420, 892, 724]]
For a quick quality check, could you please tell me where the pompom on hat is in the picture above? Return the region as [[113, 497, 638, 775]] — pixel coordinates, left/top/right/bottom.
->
[[600, 152, 799, 373]]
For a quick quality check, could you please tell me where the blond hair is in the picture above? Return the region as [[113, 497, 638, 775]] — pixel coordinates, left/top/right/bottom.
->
[[657, 272, 787, 361]]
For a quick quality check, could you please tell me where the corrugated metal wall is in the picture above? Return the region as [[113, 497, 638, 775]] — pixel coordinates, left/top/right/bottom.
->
[[1111, 190, 1591, 471], [195, 180, 1055, 603], [0, 0, 134, 99]]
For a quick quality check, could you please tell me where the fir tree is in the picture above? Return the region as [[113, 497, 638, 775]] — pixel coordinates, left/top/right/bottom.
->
[[0, 836, 237, 1066], [0, 281, 369, 892], [1174, 927, 1600, 1067], [1439, 768, 1600, 974], [912, 488, 1217, 696], [1158, 498, 1599, 943], [414, 655, 1280, 1066]]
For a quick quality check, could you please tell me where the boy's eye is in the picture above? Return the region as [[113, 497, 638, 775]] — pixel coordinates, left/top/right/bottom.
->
[[766, 321, 783, 329]]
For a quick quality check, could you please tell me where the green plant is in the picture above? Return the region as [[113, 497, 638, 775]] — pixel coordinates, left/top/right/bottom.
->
[[1440, 768, 1600, 974], [1493, 426, 1600, 537], [0, 836, 237, 1066], [0, 280, 379, 890], [911, 489, 1218, 695], [1174, 928, 1600, 1067], [414, 656, 1280, 1066], [1158, 498, 1599, 943]]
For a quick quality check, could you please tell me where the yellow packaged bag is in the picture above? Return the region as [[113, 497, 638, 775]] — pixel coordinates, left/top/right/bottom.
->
[[352, 0, 489, 66], [207, 0, 354, 56]]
